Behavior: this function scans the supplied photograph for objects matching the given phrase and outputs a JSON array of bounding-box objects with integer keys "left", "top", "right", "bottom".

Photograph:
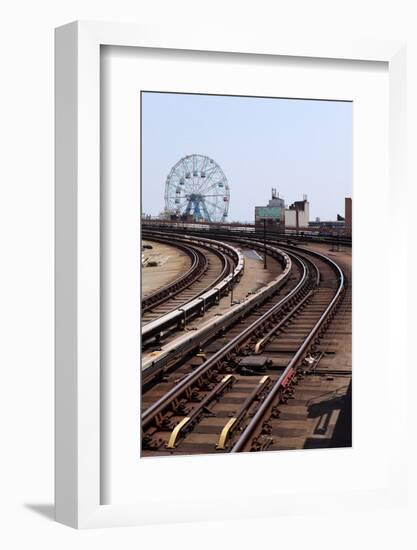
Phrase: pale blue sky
[{"left": 141, "top": 92, "right": 352, "bottom": 222}]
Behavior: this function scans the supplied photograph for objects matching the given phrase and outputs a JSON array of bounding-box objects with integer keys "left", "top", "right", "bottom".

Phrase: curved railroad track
[
  {"left": 141, "top": 232, "right": 244, "bottom": 349},
  {"left": 141, "top": 237, "right": 290, "bottom": 384},
  {"left": 142, "top": 238, "right": 206, "bottom": 316},
  {"left": 141, "top": 239, "right": 347, "bottom": 456},
  {"left": 142, "top": 234, "right": 233, "bottom": 324}
]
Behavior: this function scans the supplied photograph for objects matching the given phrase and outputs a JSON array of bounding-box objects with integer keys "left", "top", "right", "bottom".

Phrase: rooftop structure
[{"left": 254, "top": 189, "right": 285, "bottom": 232}]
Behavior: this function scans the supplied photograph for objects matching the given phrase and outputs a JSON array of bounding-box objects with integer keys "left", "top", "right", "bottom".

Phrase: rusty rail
[
  {"left": 141, "top": 247, "right": 307, "bottom": 434},
  {"left": 142, "top": 237, "right": 209, "bottom": 314},
  {"left": 231, "top": 247, "right": 345, "bottom": 453},
  {"left": 141, "top": 231, "right": 244, "bottom": 347}
]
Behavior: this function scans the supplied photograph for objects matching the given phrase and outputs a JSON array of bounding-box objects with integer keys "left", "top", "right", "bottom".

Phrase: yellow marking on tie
[
  {"left": 167, "top": 417, "right": 190, "bottom": 449},
  {"left": 254, "top": 340, "right": 264, "bottom": 354},
  {"left": 216, "top": 418, "right": 237, "bottom": 450}
]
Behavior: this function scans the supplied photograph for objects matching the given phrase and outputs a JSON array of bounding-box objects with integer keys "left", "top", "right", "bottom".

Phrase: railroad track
[
  {"left": 142, "top": 234, "right": 233, "bottom": 324},
  {"left": 141, "top": 231, "right": 244, "bottom": 349},
  {"left": 141, "top": 240, "right": 347, "bottom": 456},
  {"left": 142, "top": 220, "right": 352, "bottom": 248},
  {"left": 141, "top": 237, "right": 291, "bottom": 383},
  {"left": 142, "top": 238, "right": 206, "bottom": 316}
]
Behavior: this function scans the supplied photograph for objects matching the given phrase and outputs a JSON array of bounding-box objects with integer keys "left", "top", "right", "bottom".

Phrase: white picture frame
[{"left": 55, "top": 20, "right": 407, "bottom": 529}]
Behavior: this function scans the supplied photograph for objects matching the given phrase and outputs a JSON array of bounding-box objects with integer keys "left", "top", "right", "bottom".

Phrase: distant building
[
  {"left": 169, "top": 213, "right": 195, "bottom": 222},
  {"left": 345, "top": 197, "right": 352, "bottom": 235},
  {"left": 254, "top": 188, "right": 285, "bottom": 232},
  {"left": 307, "top": 197, "right": 352, "bottom": 236},
  {"left": 308, "top": 220, "right": 345, "bottom": 234},
  {"left": 284, "top": 195, "right": 310, "bottom": 231}
]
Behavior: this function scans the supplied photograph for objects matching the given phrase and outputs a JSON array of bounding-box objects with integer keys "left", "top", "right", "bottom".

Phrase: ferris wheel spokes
[{"left": 164, "top": 154, "right": 230, "bottom": 223}]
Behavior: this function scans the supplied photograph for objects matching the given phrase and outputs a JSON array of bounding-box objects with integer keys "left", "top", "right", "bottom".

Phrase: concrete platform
[
  {"left": 142, "top": 240, "right": 191, "bottom": 297},
  {"left": 141, "top": 246, "right": 284, "bottom": 365}
]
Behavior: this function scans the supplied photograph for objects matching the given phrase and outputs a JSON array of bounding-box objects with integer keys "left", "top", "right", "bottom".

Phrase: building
[
  {"left": 307, "top": 197, "right": 352, "bottom": 236},
  {"left": 308, "top": 220, "right": 345, "bottom": 234},
  {"left": 254, "top": 188, "right": 285, "bottom": 232},
  {"left": 254, "top": 190, "right": 312, "bottom": 233},
  {"left": 345, "top": 197, "right": 352, "bottom": 235},
  {"left": 284, "top": 195, "right": 310, "bottom": 231}
]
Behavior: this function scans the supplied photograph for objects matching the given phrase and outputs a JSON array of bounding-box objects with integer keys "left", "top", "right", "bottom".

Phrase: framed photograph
[{"left": 55, "top": 21, "right": 407, "bottom": 528}]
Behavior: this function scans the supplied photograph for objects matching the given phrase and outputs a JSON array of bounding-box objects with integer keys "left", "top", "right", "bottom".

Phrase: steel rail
[
  {"left": 230, "top": 247, "right": 345, "bottom": 453},
  {"left": 141, "top": 231, "right": 244, "bottom": 346},
  {"left": 141, "top": 235, "right": 318, "bottom": 379},
  {"left": 142, "top": 233, "right": 232, "bottom": 318},
  {"left": 141, "top": 220, "right": 352, "bottom": 248},
  {"left": 142, "top": 237, "right": 208, "bottom": 314},
  {"left": 141, "top": 239, "right": 294, "bottom": 383},
  {"left": 141, "top": 248, "right": 308, "bottom": 431}
]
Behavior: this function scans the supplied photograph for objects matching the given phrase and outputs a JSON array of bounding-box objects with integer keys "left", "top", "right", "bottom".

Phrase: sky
[{"left": 141, "top": 92, "right": 352, "bottom": 222}]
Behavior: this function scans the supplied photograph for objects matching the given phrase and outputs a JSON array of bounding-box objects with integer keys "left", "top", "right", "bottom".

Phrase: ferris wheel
[{"left": 164, "top": 154, "right": 230, "bottom": 222}]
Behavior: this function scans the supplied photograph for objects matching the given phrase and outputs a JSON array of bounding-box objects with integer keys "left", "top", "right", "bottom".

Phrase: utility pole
[
  {"left": 295, "top": 207, "right": 300, "bottom": 237},
  {"left": 263, "top": 218, "right": 267, "bottom": 269}
]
